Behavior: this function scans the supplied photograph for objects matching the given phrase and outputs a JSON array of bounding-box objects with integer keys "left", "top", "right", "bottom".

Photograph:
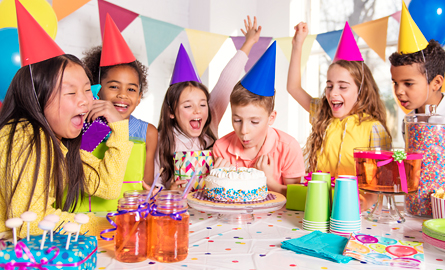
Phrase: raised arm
[
  {"left": 209, "top": 16, "right": 261, "bottom": 136},
  {"left": 287, "top": 22, "right": 312, "bottom": 112}
]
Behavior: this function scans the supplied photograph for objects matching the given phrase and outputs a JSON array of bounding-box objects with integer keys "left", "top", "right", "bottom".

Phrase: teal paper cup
[{"left": 331, "top": 178, "right": 360, "bottom": 221}]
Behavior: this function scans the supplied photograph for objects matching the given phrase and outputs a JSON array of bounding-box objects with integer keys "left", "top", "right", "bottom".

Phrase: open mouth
[
  {"left": 331, "top": 100, "right": 344, "bottom": 110},
  {"left": 190, "top": 118, "right": 202, "bottom": 130},
  {"left": 114, "top": 103, "right": 128, "bottom": 111},
  {"left": 399, "top": 100, "right": 409, "bottom": 107},
  {"left": 71, "top": 112, "right": 87, "bottom": 128}
]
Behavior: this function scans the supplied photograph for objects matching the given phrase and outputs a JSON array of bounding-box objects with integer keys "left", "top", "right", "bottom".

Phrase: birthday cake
[
  {"left": 204, "top": 167, "right": 268, "bottom": 202},
  {"left": 0, "top": 234, "right": 97, "bottom": 270}
]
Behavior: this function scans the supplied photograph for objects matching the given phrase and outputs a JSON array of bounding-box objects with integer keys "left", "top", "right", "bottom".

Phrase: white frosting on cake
[{"left": 204, "top": 167, "right": 268, "bottom": 202}]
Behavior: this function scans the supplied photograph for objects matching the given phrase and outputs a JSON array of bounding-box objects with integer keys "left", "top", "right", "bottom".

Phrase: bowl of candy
[{"left": 353, "top": 147, "right": 423, "bottom": 224}]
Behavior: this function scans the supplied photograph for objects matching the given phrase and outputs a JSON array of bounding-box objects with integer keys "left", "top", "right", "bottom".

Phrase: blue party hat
[
  {"left": 170, "top": 44, "right": 201, "bottom": 85},
  {"left": 240, "top": 41, "right": 276, "bottom": 97}
]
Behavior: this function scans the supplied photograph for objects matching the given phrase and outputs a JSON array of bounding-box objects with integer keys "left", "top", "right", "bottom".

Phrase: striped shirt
[{"left": 129, "top": 115, "right": 149, "bottom": 141}]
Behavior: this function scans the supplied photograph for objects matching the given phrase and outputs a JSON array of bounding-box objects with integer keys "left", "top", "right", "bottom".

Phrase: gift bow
[
  {"left": 353, "top": 151, "right": 423, "bottom": 193},
  {"left": 0, "top": 241, "right": 97, "bottom": 270},
  {"left": 303, "top": 171, "right": 335, "bottom": 187}
]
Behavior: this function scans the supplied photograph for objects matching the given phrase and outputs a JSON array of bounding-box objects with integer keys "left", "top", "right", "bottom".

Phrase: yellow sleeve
[{"left": 80, "top": 120, "right": 134, "bottom": 199}]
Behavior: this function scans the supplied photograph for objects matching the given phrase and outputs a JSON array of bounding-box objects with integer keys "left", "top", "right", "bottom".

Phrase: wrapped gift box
[
  {"left": 174, "top": 150, "right": 213, "bottom": 190},
  {"left": 0, "top": 234, "right": 97, "bottom": 269}
]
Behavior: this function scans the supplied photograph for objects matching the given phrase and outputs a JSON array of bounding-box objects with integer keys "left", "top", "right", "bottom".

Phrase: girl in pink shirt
[{"left": 156, "top": 16, "right": 261, "bottom": 189}]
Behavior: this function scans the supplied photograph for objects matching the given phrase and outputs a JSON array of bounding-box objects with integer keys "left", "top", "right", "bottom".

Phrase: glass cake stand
[
  {"left": 187, "top": 191, "right": 286, "bottom": 224},
  {"left": 360, "top": 190, "right": 413, "bottom": 224}
]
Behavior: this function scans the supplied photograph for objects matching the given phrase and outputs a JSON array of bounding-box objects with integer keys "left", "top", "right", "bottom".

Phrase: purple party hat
[{"left": 170, "top": 44, "right": 201, "bottom": 85}]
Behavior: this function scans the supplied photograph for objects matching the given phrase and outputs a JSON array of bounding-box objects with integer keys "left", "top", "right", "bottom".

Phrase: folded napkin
[{"left": 281, "top": 231, "right": 353, "bottom": 264}]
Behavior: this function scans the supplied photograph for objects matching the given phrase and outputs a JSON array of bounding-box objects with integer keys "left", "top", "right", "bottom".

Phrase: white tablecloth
[{"left": 96, "top": 207, "right": 445, "bottom": 270}]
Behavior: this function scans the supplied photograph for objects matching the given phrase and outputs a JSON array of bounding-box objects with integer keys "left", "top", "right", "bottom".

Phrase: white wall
[{"left": 30, "top": 0, "right": 311, "bottom": 144}]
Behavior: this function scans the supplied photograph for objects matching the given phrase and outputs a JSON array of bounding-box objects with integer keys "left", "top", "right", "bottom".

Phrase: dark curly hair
[
  {"left": 82, "top": 46, "right": 148, "bottom": 97},
  {"left": 389, "top": 40, "right": 445, "bottom": 83}
]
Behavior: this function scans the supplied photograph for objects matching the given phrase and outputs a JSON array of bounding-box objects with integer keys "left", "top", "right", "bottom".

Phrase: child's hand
[
  {"left": 170, "top": 180, "right": 187, "bottom": 191},
  {"left": 241, "top": 16, "right": 262, "bottom": 47},
  {"left": 240, "top": 16, "right": 262, "bottom": 55},
  {"left": 214, "top": 157, "right": 233, "bottom": 168},
  {"left": 292, "top": 22, "right": 308, "bottom": 47},
  {"left": 254, "top": 155, "right": 274, "bottom": 182},
  {"left": 87, "top": 100, "right": 124, "bottom": 123}
]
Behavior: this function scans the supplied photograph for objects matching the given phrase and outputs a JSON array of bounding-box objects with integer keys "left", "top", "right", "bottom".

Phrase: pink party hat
[{"left": 333, "top": 22, "right": 363, "bottom": 62}]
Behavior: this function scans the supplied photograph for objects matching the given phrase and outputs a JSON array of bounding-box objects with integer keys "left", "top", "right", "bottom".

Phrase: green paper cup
[{"left": 304, "top": 180, "right": 330, "bottom": 222}]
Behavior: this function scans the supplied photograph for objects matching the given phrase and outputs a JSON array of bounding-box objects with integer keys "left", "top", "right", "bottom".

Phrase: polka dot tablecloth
[{"left": 95, "top": 207, "right": 445, "bottom": 269}]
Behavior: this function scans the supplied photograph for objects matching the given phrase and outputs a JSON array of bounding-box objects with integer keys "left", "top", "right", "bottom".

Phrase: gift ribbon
[
  {"left": 150, "top": 205, "right": 187, "bottom": 221},
  {"left": 0, "top": 241, "right": 97, "bottom": 270},
  {"left": 303, "top": 171, "right": 335, "bottom": 187},
  {"left": 100, "top": 187, "right": 163, "bottom": 241},
  {"left": 353, "top": 151, "right": 423, "bottom": 193}
]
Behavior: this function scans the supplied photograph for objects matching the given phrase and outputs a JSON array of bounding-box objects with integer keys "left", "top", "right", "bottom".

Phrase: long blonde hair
[{"left": 304, "top": 60, "right": 391, "bottom": 173}]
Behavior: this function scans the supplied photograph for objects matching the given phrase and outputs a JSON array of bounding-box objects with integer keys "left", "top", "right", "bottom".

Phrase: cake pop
[
  {"left": 44, "top": 214, "right": 60, "bottom": 242},
  {"left": 74, "top": 213, "right": 89, "bottom": 241},
  {"left": 63, "top": 222, "right": 80, "bottom": 250},
  {"left": 38, "top": 220, "right": 55, "bottom": 250},
  {"left": 20, "top": 211, "right": 37, "bottom": 241},
  {"left": 5, "top": 217, "right": 23, "bottom": 246}
]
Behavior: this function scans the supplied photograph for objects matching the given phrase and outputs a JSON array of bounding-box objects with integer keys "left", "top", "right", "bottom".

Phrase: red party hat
[
  {"left": 100, "top": 14, "right": 136, "bottom": 67},
  {"left": 15, "top": 0, "right": 64, "bottom": 66}
]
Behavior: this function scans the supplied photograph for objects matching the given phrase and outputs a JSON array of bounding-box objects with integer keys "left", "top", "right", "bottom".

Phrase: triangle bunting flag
[
  {"left": 352, "top": 16, "right": 389, "bottom": 61},
  {"left": 98, "top": 0, "right": 139, "bottom": 37}
]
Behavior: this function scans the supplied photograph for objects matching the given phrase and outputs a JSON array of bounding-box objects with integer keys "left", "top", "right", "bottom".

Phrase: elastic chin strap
[
  {"left": 29, "top": 65, "right": 51, "bottom": 129},
  {"left": 421, "top": 49, "right": 430, "bottom": 111},
  {"left": 356, "top": 61, "right": 364, "bottom": 102}
]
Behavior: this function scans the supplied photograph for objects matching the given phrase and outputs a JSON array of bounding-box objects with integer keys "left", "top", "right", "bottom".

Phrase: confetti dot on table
[
  {"left": 181, "top": 265, "right": 187, "bottom": 267},
  {"left": 285, "top": 237, "right": 291, "bottom": 239},
  {"left": 392, "top": 227, "right": 399, "bottom": 230},
  {"left": 191, "top": 258, "right": 198, "bottom": 260},
  {"left": 189, "top": 231, "right": 194, "bottom": 233},
  {"left": 277, "top": 220, "right": 282, "bottom": 222},
  {"left": 277, "top": 216, "right": 281, "bottom": 218},
  {"left": 360, "top": 261, "right": 367, "bottom": 264},
  {"left": 205, "top": 237, "right": 210, "bottom": 239},
  {"left": 386, "top": 234, "right": 391, "bottom": 236},
  {"left": 208, "top": 216, "right": 213, "bottom": 218},
  {"left": 257, "top": 231, "right": 262, "bottom": 233},
  {"left": 238, "top": 237, "right": 243, "bottom": 239},
  {"left": 437, "top": 259, "right": 444, "bottom": 261},
  {"left": 99, "top": 268, "right": 106, "bottom": 270},
  {"left": 372, "top": 225, "right": 377, "bottom": 227},
  {"left": 225, "top": 248, "right": 231, "bottom": 251},
  {"left": 257, "top": 217, "right": 262, "bottom": 219},
  {"left": 208, "top": 240, "right": 214, "bottom": 242},
  {"left": 232, "top": 260, "right": 239, "bottom": 263},
  {"left": 217, "top": 225, "right": 222, "bottom": 226},
  {"left": 199, "top": 218, "right": 204, "bottom": 220},
  {"left": 200, "top": 211, "right": 205, "bottom": 213},
  {"left": 321, "top": 267, "right": 328, "bottom": 269},
  {"left": 236, "top": 242, "right": 241, "bottom": 244},
  {"left": 259, "top": 254, "right": 266, "bottom": 257},
  {"left": 240, "top": 242, "right": 246, "bottom": 244},
  {"left": 148, "top": 262, "right": 156, "bottom": 264},
  {"left": 366, "top": 228, "right": 371, "bottom": 230},
  {"left": 193, "top": 245, "right": 199, "bottom": 247},
  {"left": 206, "top": 227, "right": 212, "bottom": 229},
  {"left": 205, "top": 253, "right": 211, "bottom": 255},
  {"left": 218, "top": 233, "right": 223, "bottom": 236},
  {"left": 207, "top": 213, "right": 211, "bottom": 215},
  {"left": 290, "top": 264, "right": 297, "bottom": 267},
  {"left": 269, "top": 245, "right": 275, "bottom": 247},
  {"left": 234, "top": 236, "right": 239, "bottom": 238},
  {"left": 268, "top": 225, "right": 273, "bottom": 227}
]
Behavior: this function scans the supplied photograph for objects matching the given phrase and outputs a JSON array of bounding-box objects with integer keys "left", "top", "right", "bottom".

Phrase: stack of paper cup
[
  {"left": 330, "top": 178, "right": 361, "bottom": 237},
  {"left": 303, "top": 180, "right": 330, "bottom": 232}
]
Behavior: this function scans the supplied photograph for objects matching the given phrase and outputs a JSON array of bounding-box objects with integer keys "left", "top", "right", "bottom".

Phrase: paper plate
[{"left": 423, "top": 219, "right": 445, "bottom": 236}]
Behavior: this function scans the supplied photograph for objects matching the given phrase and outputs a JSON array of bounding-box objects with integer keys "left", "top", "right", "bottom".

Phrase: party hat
[
  {"left": 240, "top": 41, "right": 276, "bottom": 97},
  {"left": 397, "top": 1, "right": 428, "bottom": 54},
  {"left": 100, "top": 14, "right": 136, "bottom": 67},
  {"left": 333, "top": 22, "right": 363, "bottom": 62},
  {"left": 170, "top": 44, "right": 201, "bottom": 85},
  {"left": 15, "top": 0, "right": 64, "bottom": 66}
]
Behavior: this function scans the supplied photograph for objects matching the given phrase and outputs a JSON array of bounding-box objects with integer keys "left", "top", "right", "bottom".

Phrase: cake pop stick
[
  {"left": 20, "top": 211, "right": 37, "bottom": 241},
  {"left": 44, "top": 214, "right": 60, "bottom": 242},
  {"left": 74, "top": 213, "right": 89, "bottom": 241},
  {"left": 63, "top": 223, "right": 80, "bottom": 250},
  {"left": 5, "top": 218, "right": 23, "bottom": 246},
  {"left": 38, "top": 220, "right": 55, "bottom": 250}
]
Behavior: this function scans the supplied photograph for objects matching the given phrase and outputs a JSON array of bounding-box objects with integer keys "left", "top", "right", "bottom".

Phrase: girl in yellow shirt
[
  {"left": 0, "top": 54, "right": 132, "bottom": 238},
  {"left": 287, "top": 23, "right": 391, "bottom": 209}
]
